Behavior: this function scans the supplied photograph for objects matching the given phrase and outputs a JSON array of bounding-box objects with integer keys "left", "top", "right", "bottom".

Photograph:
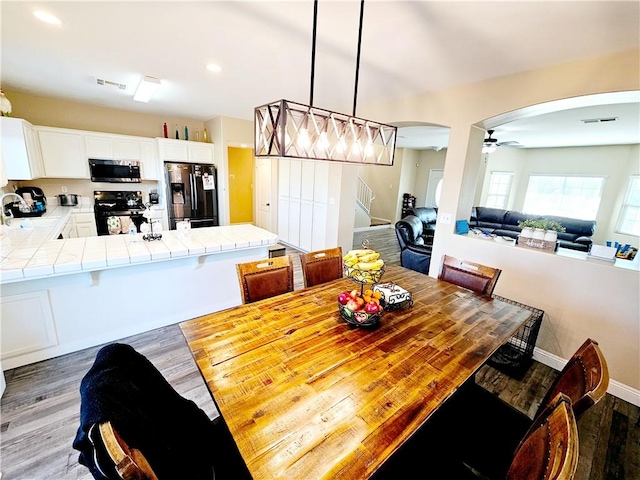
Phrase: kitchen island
[{"left": 0, "top": 219, "right": 278, "bottom": 369}]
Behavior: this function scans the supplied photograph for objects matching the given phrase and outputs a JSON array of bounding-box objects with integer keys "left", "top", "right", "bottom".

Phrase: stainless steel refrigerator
[{"left": 165, "top": 162, "right": 219, "bottom": 229}]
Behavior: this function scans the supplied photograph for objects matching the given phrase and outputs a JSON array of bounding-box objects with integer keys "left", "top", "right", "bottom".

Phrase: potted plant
[
  {"left": 539, "top": 219, "right": 566, "bottom": 242},
  {"left": 518, "top": 218, "right": 545, "bottom": 239}
]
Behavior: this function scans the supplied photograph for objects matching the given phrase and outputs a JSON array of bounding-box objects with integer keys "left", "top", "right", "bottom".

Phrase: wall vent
[
  {"left": 96, "top": 78, "right": 127, "bottom": 90},
  {"left": 581, "top": 117, "right": 618, "bottom": 124}
]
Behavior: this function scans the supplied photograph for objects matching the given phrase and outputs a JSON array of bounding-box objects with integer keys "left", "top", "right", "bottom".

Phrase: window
[
  {"left": 522, "top": 175, "right": 605, "bottom": 220},
  {"left": 616, "top": 175, "right": 640, "bottom": 236},
  {"left": 486, "top": 172, "right": 513, "bottom": 209}
]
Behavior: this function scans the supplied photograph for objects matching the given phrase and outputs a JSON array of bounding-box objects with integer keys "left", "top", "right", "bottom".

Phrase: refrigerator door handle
[
  {"left": 189, "top": 173, "right": 196, "bottom": 209},
  {"left": 193, "top": 173, "right": 198, "bottom": 206}
]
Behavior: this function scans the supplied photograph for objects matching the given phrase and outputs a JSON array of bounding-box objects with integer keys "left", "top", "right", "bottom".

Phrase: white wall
[{"left": 361, "top": 49, "right": 640, "bottom": 397}]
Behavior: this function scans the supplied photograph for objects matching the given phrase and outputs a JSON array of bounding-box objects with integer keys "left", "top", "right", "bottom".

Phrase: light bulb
[
  {"left": 297, "top": 128, "right": 311, "bottom": 148},
  {"left": 364, "top": 141, "right": 374, "bottom": 157},
  {"left": 318, "top": 132, "right": 330, "bottom": 149},
  {"left": 336, "top": 137, "right": 347, "bottom": 153}
]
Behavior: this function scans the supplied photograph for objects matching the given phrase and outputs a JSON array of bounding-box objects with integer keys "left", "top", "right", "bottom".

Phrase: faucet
[{"left": 1, "top": 193, "right": 30, "bottom": 226}]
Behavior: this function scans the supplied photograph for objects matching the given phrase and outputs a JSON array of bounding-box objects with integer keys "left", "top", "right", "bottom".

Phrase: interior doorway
[
  {"left": 255, "top": 157, "right": 272, "bottom": 231},
  {"left": 228, "top": 147, "right": 254, "bottom": 224},
  {"left": 425, "top": 169, "right": 444, "bottom": 207}
]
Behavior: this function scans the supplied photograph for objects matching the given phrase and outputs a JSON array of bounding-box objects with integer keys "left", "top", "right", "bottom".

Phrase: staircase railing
[{"left": 356, "top": 177, "right": 374, "bottom": 215}]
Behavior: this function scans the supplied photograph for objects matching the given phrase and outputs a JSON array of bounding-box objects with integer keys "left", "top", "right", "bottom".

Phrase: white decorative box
[{"left": 374, "top": 283, "right": 413, "bottom": 309}]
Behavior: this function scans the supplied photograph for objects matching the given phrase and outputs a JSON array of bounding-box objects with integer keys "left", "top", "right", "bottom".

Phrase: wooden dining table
[{"left": 180, "top": 264, "right": 533, "bottom": 480}]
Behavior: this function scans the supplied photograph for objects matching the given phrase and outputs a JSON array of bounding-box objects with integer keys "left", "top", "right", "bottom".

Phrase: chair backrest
[
  {"left": 236, "top": 255, "right": 294, "bottom": 303},
  {"left": 300, "top": 247, "right": 343, "bottom": 288},
  {"left": 438, "top": 254, "right": 502, "bottom": 297},
  {"left": 536, "top": 338, "right": 609, "bottom": 420},
  {"left": 395, "top": 215, "right": 424, "bottom": 250},
  {"left": 507, "top": 393, "right": 579, "bottom": 480},
  {"left": 97, "top": 421, "right": 159, "bottom": 480}
]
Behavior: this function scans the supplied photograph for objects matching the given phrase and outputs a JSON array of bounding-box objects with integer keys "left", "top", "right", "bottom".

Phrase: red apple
[
  {"left": 364, "top": 301, "right": 380, "bottom": 314},
  {"left": 337, "top": 291, "right": 351, "bottom": 305}
]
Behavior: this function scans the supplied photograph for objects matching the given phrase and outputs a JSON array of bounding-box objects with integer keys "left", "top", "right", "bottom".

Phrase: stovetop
[{"left": 94, "top": 191, "right": 144, "bottom": 212}]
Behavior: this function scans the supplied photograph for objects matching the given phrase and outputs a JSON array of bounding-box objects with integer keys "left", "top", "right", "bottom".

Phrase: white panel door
[
  {"left": 288, "top": 198, "right": 301, "bottom": 247},
  {"left": 84, "top": 135, "right": 114, "bottom": 159},
  {"left": 313, "top": 162, "right": 330, "bottom": 204},
  {"left": 278, "top": 197, "right": 290, "bottom": 243},
  {"left": 299, "top": 200, "right": 314, "bottom": 251},
  {"left": 301, "top": 160, "right": 315, "bottom": 201},
  {"left": 278, "top": 158, "right": 290, "bottom": 197},
  {"left": 0, "top": 291, "right": 58, "bottom": 359},
  {"left": 114, "top": 138, "right": 141, "bottom": 160},
  {"left": 38, "top": 129, "right": 89, "bottom": 178},
  {"left": 289, "top": 160, "right": 302, "bottom": 199},
  {"left": 311, "top": 203, "right": 328, "bottom": 251}
]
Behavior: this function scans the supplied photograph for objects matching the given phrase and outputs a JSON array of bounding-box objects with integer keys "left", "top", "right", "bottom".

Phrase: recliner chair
[{"left": 395, "top": 215, "right": 432, "bottom": 274}]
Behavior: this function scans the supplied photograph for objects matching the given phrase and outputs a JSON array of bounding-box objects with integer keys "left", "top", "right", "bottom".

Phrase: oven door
[{"left": 95, "top": 211, "right": 145, "bottom": 236}]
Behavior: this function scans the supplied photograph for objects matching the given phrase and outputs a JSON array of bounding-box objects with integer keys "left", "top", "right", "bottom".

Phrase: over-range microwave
[{"left": 89, "top": 159, "right": 141, "bottom": 183}]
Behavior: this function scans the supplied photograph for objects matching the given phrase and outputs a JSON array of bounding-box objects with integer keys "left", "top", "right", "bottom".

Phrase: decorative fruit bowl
[
  {"left": 337, "top": 288, "right": 383, "bottom": 328},
  {"left": 342, "top": 247, "right": 385, "bottom": 285},
  {"left": 339, "top": 303, "right": 382, "bottom": 327}
]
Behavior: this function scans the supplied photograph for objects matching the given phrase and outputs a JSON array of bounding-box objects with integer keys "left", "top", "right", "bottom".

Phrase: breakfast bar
[
  {"left": 0, "top": 223, "right": 278, "bottom": 369},
  {"left": 180, "top": 265, "right": 533, "bottom": 479}
]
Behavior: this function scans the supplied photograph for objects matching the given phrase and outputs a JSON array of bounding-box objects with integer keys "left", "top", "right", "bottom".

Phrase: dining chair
[
  {"left": 89, "top": 421, "right": 158, "bottom": 480},
  {"left": 73, "top": 343, "right": 251, "bottom": 480},
  {"left": 426, "top": 338, "right": 607, "bottom": 479},
  {"left": 505, "top": 392, "right": 579, "bottom": 480},
  {"left": 438, "top": 254, "right": 502, "bottom": 296},
  {"left": 236, "top": 255, "right": 294, "bottom": 303},
  {"left": 371, "top": 393, "right": 579, "bottom": 480},
  {"left": 299, "top": 246, "right": 343, "bottom": 288}
]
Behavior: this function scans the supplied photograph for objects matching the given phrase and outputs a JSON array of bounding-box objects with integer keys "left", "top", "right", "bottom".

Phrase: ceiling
[{"left": 1, "top": 1, "right": 639, "bottom": 150}]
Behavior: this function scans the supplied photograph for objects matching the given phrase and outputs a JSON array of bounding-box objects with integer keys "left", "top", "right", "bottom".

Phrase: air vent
[
  {"left": 96, "top": 78, "right": 127, "bottom": 90},
  {"left": 581, "top": 117, "right": 618, "bottom": 124}
]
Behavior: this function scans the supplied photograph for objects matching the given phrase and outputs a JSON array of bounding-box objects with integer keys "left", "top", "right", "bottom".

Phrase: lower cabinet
[
  {"left": 74, "top": 213, "right": 97, "bottom": 238},
  {"left": 0, "top": 290, "right": 58, "bottom": 360}
]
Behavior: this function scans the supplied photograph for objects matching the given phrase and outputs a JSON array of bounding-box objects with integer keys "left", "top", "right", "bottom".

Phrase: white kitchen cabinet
[
  {"left": 0, "top": 150, "right": 7, "bottom": 188},
  {"left": 276, "top": 160, "right": 335, "bottom": 252},
  {"left": 139, "top": 139, "right": 159, "bottom": 180},
  {"left": 73, "top": 212, "right": 97, "bottom": 238},
  {"left": 0, "top": 290, "right": 58, "bottom": 360},
  {"left": 61, "top": 216, "right": 76, "bottom": 239},
  {"left": 157, "top": 138, "right": 214, "bottom": 164},
  {"left": 37, "top": 127, "right": 89, "bottom": 178},
  {"left": 84, "top": 134, "right": 114, "bottom": 159},
  {"left": 84, "top": 132, "right": 159, "bottom": 180},
  {"left": 0, "top": 117, "right": 44, "bottom": 180}
]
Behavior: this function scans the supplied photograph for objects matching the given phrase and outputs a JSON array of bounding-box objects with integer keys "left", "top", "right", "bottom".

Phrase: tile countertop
[{"left": 0, "top": 208, "right": 278, "bottom": 284}]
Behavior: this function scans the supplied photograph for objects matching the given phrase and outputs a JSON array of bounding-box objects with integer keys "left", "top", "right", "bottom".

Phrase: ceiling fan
[{"left": 482, "top": 130, "right": 520, "bottom": 153}]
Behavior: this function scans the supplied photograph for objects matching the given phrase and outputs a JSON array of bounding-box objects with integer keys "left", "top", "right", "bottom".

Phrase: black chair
[
  {"left": 73, "top": 343, "right": 250, "bottom": 480},
  {"left": 394, "top": 215, "right": 432, "bottom": 274}
]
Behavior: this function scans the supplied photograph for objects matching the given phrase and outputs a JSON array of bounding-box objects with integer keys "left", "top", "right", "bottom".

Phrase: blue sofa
[{"left": 470, "top": 207, "right": 596, "bottom": 252}]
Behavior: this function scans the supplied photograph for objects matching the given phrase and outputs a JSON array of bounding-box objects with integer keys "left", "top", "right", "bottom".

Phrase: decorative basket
[
  {"left": 338, "top": 303, "right": 382, "bottom": 327},
  {"left": 343, "top": 264, "right": 385, "bottom": 284},
  {"left": 374, "top": 283, "right": 413, "bottom": 311}
]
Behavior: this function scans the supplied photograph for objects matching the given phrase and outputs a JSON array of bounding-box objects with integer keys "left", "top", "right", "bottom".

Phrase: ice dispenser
[{"left": 171, "top": 183, "right": 185, "bottom": 204}]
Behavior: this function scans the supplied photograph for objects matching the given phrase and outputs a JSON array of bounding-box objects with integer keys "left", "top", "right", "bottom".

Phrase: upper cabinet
[
  {"left": 157, "top": 138, "right": 214, "bottom": 165},
  {"left": 0, "top": 117, "right": 45, "bottom": 180},
  {"left": 84, "top": 132, "right": 159, "bottom": 180},
  {"left": 36, "top": 127, "right": 88, "bottom": 179}
]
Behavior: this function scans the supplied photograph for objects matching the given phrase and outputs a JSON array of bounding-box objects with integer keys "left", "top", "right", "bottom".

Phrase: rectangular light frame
[
  {"left": 254, "top": 99, "right": 396, "bottom": 165},
  {"left": 133, "top": 76, "right": 161, "bottom": 103}
]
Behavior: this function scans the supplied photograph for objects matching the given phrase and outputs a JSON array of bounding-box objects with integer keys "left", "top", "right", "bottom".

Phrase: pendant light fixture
[{"left": 254, "top": 0, "right": 396, "bottom": 165}]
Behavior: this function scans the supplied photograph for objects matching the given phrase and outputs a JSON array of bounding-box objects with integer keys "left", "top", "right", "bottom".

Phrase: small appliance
[
  {"left": 58, "top": 194, "right": 79, "bottom": 206},
  {"left": 89, "top": 159, "right": 141, "bottom": 183},
  {"left": 10, "top": 186, "right": 47, "bottom": 217}
]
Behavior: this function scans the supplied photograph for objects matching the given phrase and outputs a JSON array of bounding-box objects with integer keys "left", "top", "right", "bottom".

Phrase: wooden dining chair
[
  {"left": 299, "top": 247, "right": 343, "bottom": 288},
  {"left": 425, "top": 338, "right": 608, "bottom": 479},
  {"left": 90, "top": 421, "right": 159, "bottom": 480},
  {"left": 236, "top": 255, "right": 294, "bottom": 303},
  {"left": 438, "top": 254, "right": 502, "bottom": 296}
]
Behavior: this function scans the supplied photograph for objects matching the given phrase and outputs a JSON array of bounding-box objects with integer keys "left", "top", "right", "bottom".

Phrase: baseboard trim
[
  {"left": 354, "top": 224, "right": 393, "bottom": 233},
  {"left": 533, "top": 347, "right": 640, "bottom": 407}
]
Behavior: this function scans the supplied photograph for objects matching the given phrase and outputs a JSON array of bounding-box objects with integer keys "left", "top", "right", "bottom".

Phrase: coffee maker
[{"left": 13, "top": 186, "right": 47, "bottom": 215}]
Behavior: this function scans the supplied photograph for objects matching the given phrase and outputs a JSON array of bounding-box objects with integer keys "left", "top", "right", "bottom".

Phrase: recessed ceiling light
[
  {"left": 34, "top": 10, "right": 62, "bottom": 26},
  {"left": 206, "top": 64, "right": 222, "bottom": 73}
]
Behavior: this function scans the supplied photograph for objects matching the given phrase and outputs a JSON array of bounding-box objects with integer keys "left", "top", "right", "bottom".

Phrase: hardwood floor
[{"left": 1, "top": 226, "right": 638, "bottom": 480}]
